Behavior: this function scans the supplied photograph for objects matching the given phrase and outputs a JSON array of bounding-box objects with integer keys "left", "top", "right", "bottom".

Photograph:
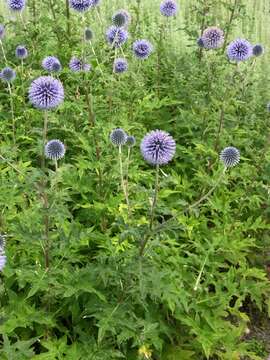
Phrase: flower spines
[
  {"left": 227, "top": 38, "right": 252, "bottom": 62},
  {"left": 113, "top": 58, "right": 128, "bottom": 73},
  {"left": 69, "top": 57, "right": 91, "bottom": 72},
  {"left": 220, "top": 147, "right": 240, "bottom": 168},
  {"left": 110, "top": 128, "right": 127, "bottom": 146},
  {"left": 160, "top": 0, "right": 179, "bottom": 17},
  {"left": 45, "top": 139, "right": 66, "bottom": 160},
  {"left": 106, "top": 26, "right": 128, "bottom": 48},
  {"left": 15, "top": 45, "right": 28, "bottom": 59},
  {"left": 201, "top": 27, "right": 224, "bottom": 49},
  {"left": 133, "top": 39, "right": 153, "bottom": 59},
  {"left": 7, "top": 0, "right": 25, "bottom": 11},
  {"left": 0, "top": 67, "right": 16, "bottom": 82}
]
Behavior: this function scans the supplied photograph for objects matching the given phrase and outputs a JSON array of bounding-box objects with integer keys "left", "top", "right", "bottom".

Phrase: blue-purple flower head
[
  {"left": 126, "top": 135, "right": 136, "bottom": 147},
  {"left": 0, "top": 24, "right": 5, "bottom": 40},
  {"left": 133, "top": 39, "right": 153, "bottom": 59},
  {"left": 113, "top": 58, "right": 128, "bottom": 74},
  {"left": 201, "top": 27, "right": 224, "bottom": 49},
  {"left": 69, "top": 0, "right": 91, "bottom": 12},
  {"left": 0, "top": 254, "right": 6, "bottom": 272},
  {"left": 141, "top": 130, "right": 176, "bottom": 166},
  {"left": 197, "top": 37, "right": 204, "bottom": 48},
  {"left": 160, "top": 0, "right": 179, "bottom": 17},
  {"left": 45, "top": 139, "right": 65, "bottom": 160},
  {"left": 90, "top": 0, "right": 100, "bottom": 6},
  {"left": 69, "top": 57, "right": 91, "bottom": 72},
  {"left": 7, "top": 0, "right": 25, "bottom": 11},
  {"left": 28, "top": 76, "right": 64, "bottom": 110},
  {"left": 15, "top": 45, "right": 28, "bottom": 59},
  {"left": 112, "top": 9, "right": 131, "bottom": 27},
  {"left": 252, "top": 44, "right": 264, "bottom": 57},
  {"left": 0, "top": 67, "right": 16, "bottom": 82},
  {"left": 106, "top": 26, "right": 128, "bottom": 48},
  {"left": 42, "top": 56, "right": 62, "bottom": 72},
  {"left": 227, "top": 38, "right": 252, "bottom": 62},
  {"left": 85, "top": 27, "right": 93, "bottom": 40},
  {"left": 110, "top": 128, "right": 127, "bottom": 146},
  {"left": 220, "top": 147, "right": 240, "bottom": 168}
]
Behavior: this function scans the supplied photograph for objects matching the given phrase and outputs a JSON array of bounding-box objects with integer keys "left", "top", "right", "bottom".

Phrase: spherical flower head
[
  {"left": 126, "top": 135, "right": 136, "bottom": 147},
  {"left": 220, "top": 146, "right": 240, "bottom": 168},
  {"left": 110, "top": 128, "right": 127, "bottom": 146},
  {"left": 69, "top": 57, "right": 91, "bottom": 72},
  {"left": 112, "top": 9, "right": 131, "bottom": 27},
  {"left": 227, "top": 38, "right": 252, "bottom": 62},
  {"left": 0, "top": 254, "right": 6, "bottom": 271},
  {"left": 7, "top": 0, "right": 25, "bottom": 11},
  {"left": 42, "top": 56, "right": 62, "bottom": 72},
  {"left": 0, "top": 67, "right": 16, "bottom": 82},
  {"left": 69, "top": 0, "right": 91, "bottom": 12},
  {"left": 90, "top": 0, "right": 100, "bottom": 6},
  {"left": 15, "top": 45, "right": 28, "bottom": 59},
  {"left": 85, "top": 27, "right": 93, "bottom": 40},
  {"left": 0, "top": 24, "right": 5, "bottom": 40},
  {"left": 106, "top": 26, "right": 128, "bottom": 48},
  {"left": 201, "top": 27, "right": 224, "bottom": 49},
  {"left": 45, "top": 139, "right": 66, "bottom": 160},
  {"left": 252, "top": 44, "right": 264, "bottom": 57},
  {"left": 28, "top": 76, "right": 64, "bottom": 110},
  {"left": 133, "top": 39, "right": 153, "bottom": 59},
  {"left": 197, "top": 37, "right": 205, "bottom": 48},
  {"left": 160, "top": 0, "right": 179, "bottom": 17},
  {"left": 141, "top": 130, "right": 176, "bottom": 166},
  {"left": 113, "top": 58, "right": 128, "bottom": 73}
]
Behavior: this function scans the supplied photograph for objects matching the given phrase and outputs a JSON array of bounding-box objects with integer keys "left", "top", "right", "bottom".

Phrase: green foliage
[{"left": 0, "top": 0, "right": 270, "bottom": 359}]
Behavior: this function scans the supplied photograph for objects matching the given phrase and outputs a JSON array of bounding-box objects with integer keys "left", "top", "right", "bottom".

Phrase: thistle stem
[
  {"left": 7, "top": 83, "right": 15, "bottom": 144},
  {"left": 119, "top": 145, "right": 129, "bottom": 209},
  {"left": 0, "top": 40, "right": 7, "bottom": 64},
  {"left": 0, "top": 154, "right": 24, "bottom": 175},
  {"left": 65, "top": 0, "right": 71, "bottom": 37},
  {"left": 42, "top": 111, "right": 48, "bottom": 170},
  {"left": 55, "top": 159, "right": 58, "bottom": 172},
  {"left": 194, "top": 255, "right": 208, "bottom": 291}
]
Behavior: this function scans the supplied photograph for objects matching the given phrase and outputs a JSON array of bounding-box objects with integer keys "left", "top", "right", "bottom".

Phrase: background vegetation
[{"left": 0, "top": 0, "right": 270, "bottom": 359}]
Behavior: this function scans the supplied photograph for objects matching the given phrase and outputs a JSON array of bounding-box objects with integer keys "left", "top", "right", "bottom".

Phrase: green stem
[
  {"left": 119, "top": 145, "right": 129, "bottom": 209},
  {"left": 55, "top": 159, "right": 58, "bottom": 172},
  {"left": 194, "top": 255, "right": 208, "bottom": 291},
  {"left": 42, "top": 111, "right": 48, "bottom": 171},
  {"left": 65, "top": 0, "right": 71, "bottom": 37},
  {"left": 0, "top": 40, "right": 7, "bottom": 64},
  {"left": 7, "top": 83, "right": 15, "bottom": 144}
]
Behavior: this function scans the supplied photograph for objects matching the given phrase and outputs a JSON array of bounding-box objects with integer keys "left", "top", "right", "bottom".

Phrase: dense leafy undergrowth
[{"left": 0, "top": 0, "right": 270, "bottom": 359}]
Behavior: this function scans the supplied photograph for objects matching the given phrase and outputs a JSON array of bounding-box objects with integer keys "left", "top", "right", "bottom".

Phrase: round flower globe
[
  {"left": 227, "top": 39, "right": 252, "bottom": 62},
  {"left": 28, "top": 76, "right": 64, "bottom": 110},
  {"left": 110, "top": 128, "right": 127, "bottom": 146},
  {"left": 85, "top": 28, "right": 93, "bottom": 40},
  {"left": 112, "top": 9, "right": 131, "bottom": 27},
  {"left": 69, "top": 0, "right": 91, "bottom": 12},
  {"left": 141, "top": 130, "right": 176, "bottom": 165},
  {"left": 252, "top": 44, "right": 264, "bottom": 57},
  {"left": 201, "top": 27, "right": 224, "bottom": 49},
  {"left": 126, "top": 135, "right": 136, "bottom": 147},
  {"left": 113, "top": 58, "right": 128, "bottom": 73},
  {"left": 133, "top": 39, "right": 153, "bottom": 59},
  {"left": 106, "top": 26, "right": 128, "bottom": 48},
  {"left": 45, "top": 139, "right": 66, "bottom": 160},
  {"left": 7, "top": 0, "right": 25, "bottom": 11},
  {"left": 15, "top": 45, "right": 28, "bottom": 59},
  {"left": 0, "top": 67, "right": 16, "bottom": 82},
  {"left": 160, "top": 0, "right": 179, "bottom": 17},
  {"left": 42, "top": 56, "right": 62, "bottom": 72},
  {"left": 220, "top": 147, "right": 240, "bottom": 168},
  {"left": 69, "top": 57, "right": 91, "bottom": 72},
  {"left": 197, "top": 37, "right": 205, "bottom": 48}
]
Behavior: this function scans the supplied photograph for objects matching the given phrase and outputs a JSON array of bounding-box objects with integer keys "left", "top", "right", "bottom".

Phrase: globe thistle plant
[
  {"left": 85, "top": 27, "right": 93, "bottom": 40},
  {"left": 15, "top": 45, "right": 28, "bottom": 59},
  {"left": 0, "top": 67, "right": 16, "bottom": 82},
  {"left": 0, "top": 254, "right": 6, "bottom": 272},
  {"left": 133, "top": 39, "right": 153, "bottom": 59},
  {"left": 42, "top": 56, "right": 62, "bottom": 72},
  {"left": 112, "top": 9, "right": 131, "bottom": 27},
  {"left": 220, "top": 146, "right": 240, "bottom": 168},
  {"left": 252, "top": 44, "right": 264, "bottom": 57},
  {"left": 110, "top": 128, "right": 127, "bottom": 146},
  {"left": 106, "top": 26, "right": 128, "bottom": 48},
  {"left": 197, "top": 37, "right": 204, "bottom": 48},
  {"left": 140, "top": 130, "right": 176, "bottom": 166},
  {"left": 126, "top": 135, "right": 136, "bottom": 147},
  {"left": 69, "top": 0, "right": 91, "bottom": 12},
  {"left": 160, "top": 0, "right": 179, "bottom": 17},
  {"left": 28, "top": 76, "right": 64, "bottom": 110},
  {"left": 227, "top": 38, "right": 252, "bottom": 62},
  {"left": 69, "top": 57, "right": 91, "bottom": 72},
  {"left": 201, "top": 27, "right": 224, "bottom": 49},
  {"left": 0, "top": 24, "right": 5, "bottom": 39},
  {"left": 113, "top": 58, "right": 128, "bottom": 74},
  {"left": 7, "top": 0, "right": 26, "bottom": 11}
]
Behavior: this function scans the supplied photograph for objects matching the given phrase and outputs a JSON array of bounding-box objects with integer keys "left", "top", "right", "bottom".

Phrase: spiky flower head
[
  {"left": 69, "top": 57, "right": 91, "bottom": 72},
  {"left": 0, "top": 254, "right": 6, "bottom": 271},
  {"left": 126, "top": 135, "right": 136, "bottom": 147},
  {"left": 252, "top": 44, "right": 264, "bottom": 57},
  {"left": 112, "top": 9, "right": 131, "bottom": 27},
  {"left": 110, "top": 128, "right": 127, "bottom": 146},
  {"left": 113, "top": 58, "right": 128, "bottom": 73},
  {"left": 141, "top": 130, "right": 176, "bottom": 166},
  {"left": 220, "top": 146, "right": 240, "bottom": 168},
  {"left": 0, "top": 67, "right": 16, "bottom": 82},
  {"left": 45, "top": 139, "right": 66, "bottom": 160},
  {"left": 160, "top": 0, "right": 179, "bottom": 17},
  {"left": 197, "top": 37, "right": 204, "bottom": 48},
  {"left": 15, "top": 45, "right": 28, "bottom": 59},
  {"left": 0, "top": 234, "right": 6, "bottom": 251},
  {"left": 42, "top": 56, "right": 62, "bottom": 72},
  {"left": 201, "top": 27, "right": 224, "bottom": 49},
  {"left": 227, "top": 38, "right": 252, "bottom": 62},
  {"left": 85, "top": 27, "right": 93, "bottom": 40},
  {"left": 69, "top": 0, "right": 91, "bottom": 12},
  {"left": 0, "top": 24, "right": 5, "bottom": 39},
  {"left": 106, "top": 26, "right": 128, "bottom": 48},
  {"left": 133, "top": 39, "right": 153, "bottom": 59},
  {"left": 7, "top": 0, "right": 25, "bottom": 11},
  {"left": 28, "top": 76, "right": 64, "bottom": 110}
]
